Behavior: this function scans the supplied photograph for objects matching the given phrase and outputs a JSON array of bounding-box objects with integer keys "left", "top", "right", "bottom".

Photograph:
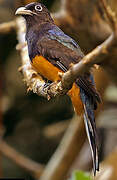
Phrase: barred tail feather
[{"left": 83, "top": 104, "right": 99, "bottom": 175}]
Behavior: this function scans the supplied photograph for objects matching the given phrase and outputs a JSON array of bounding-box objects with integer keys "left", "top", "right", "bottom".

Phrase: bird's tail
[
  {"left": 68, "top": 84, "right": 99, "bottom": 175},
  {"left": 80, "top": 88, "right": 99, "bottom": 175},
  {"left": 83, "top": 104, "right": 99, "bottom": 175}
]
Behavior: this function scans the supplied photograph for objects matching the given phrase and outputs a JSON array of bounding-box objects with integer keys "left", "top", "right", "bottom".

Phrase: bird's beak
[{"left": 15, "top": 7, "right": 33, "bottom": 16}]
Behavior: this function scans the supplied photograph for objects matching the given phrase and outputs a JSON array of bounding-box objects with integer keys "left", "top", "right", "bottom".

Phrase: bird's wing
[{"left": 47, "top": 26, "right": 84, "bottom": 54}]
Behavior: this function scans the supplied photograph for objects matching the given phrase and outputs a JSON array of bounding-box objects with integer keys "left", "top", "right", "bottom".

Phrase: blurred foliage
[{"left": 70, "top": 171, "right": 92, "bottom": 180}]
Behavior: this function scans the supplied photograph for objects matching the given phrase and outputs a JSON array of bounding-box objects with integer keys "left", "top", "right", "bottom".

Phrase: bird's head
[{"left": 15, "top": 2, "right": 53, "bottom": 27}]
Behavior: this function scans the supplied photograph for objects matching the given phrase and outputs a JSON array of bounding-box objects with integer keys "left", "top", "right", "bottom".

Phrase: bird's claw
[{"left": 43, "top": 81, "right": 62, "bottom": 100}]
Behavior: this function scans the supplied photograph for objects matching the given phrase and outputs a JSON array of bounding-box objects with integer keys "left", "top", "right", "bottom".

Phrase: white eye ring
[{"left": 35, "top": 5, "right": 43, "bottom": 12}]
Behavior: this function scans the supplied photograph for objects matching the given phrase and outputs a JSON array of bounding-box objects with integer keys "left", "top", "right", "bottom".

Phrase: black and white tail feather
[
  {"left": 80, "top": 88, "right": 99, "bottom": 175},
  {"left": 83, "top": 104, "right": 99, "bottom": 175}
]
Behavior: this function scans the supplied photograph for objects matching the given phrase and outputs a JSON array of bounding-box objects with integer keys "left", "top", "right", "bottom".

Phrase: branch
[
  {"left": 0, "top": 21, "right": 16, "bottom": 34},
  {"left": 0, "top": 139, "right": 44, "bottom": 178}
]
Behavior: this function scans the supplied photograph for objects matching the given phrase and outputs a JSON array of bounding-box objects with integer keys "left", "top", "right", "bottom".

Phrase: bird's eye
[{"left": 35, "top": 5, "right": 43, "bottom": 12}]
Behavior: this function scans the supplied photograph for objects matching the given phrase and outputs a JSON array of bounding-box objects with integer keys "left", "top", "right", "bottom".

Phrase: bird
[{"left": 15, "top": 2, "right": 101, "bottom": 175}]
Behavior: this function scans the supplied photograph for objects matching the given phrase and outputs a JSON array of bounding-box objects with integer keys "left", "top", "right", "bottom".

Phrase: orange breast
[
  {"left": 68, "top": 83, "right": 84, "bottom": 115},
  {"left": 32, "top": 55, "right": 62, "bottom": 81},
  {"left": 32, "top": 55, "right": 84, "bottom": 115}
]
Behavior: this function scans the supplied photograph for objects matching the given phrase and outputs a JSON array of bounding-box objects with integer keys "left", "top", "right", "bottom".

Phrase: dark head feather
[{"left": 16, "top": 2, "right": 54, "bottom": 28}]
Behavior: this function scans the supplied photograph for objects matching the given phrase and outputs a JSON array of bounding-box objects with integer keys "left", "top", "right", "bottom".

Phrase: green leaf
[{"left": 71, "top": 170, "right": 92, "bottom": 180}]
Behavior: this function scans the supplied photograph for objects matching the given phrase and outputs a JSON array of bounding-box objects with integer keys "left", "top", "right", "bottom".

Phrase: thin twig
[
  {"left": 0, "top": 139, "right": 44, "bottom": 178},
  {"left": 101, "top": 0, "right": 117, "bottom": 33},
  {"left": 0, "top": 21, "right": 16, "bottom": 34}
]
